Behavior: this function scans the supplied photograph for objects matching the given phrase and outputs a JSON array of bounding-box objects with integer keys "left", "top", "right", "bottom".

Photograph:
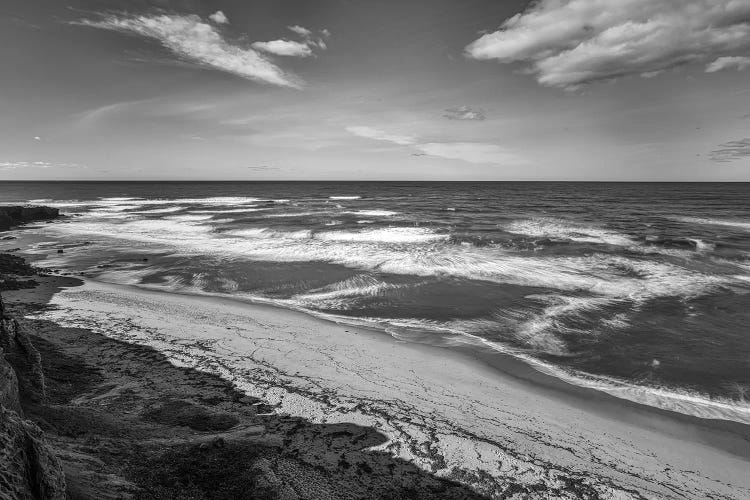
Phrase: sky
[{"left": 1, "top": 0, "right": 750, "bottom": 181}]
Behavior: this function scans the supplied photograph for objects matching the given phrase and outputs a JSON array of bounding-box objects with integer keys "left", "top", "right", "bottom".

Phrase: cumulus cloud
[
  {"left": 706, "top": 56, "right": 750, "bottom": 73},
  {"left": 252, "top": 39, "right": 313, "bottom": 57},
  {"left": 253, "top": 25, "right": 330, "bottom": 57},
  {"left": 77, "top": 14, "right": 302, "bottom": 88},
  {"left": 208, "top": 10, "right": 228, "bottom": 25},
  {"left": 444, "top": 106, "right": 485, "bottom": 121},
  {"left": 346, "top": 126, "right": 525, "bottom": 165},
  {"left": 465, "top": 0, "right": 750, "bottom": 89},
  {"left": 710, "top": 138, "right": 750, "bottom": 162}
]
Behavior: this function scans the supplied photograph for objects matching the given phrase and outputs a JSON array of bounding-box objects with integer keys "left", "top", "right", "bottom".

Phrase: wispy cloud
[
  {"left": 413, "top": 143, "right": 522, "bottom": 164},
  {"left": 288, "top": 25, "right": 312, "bottom": 38},
  {"left": 444, "top": 106, "right": 485, "bottom": 121},
  {"left": 0, "top": 161, "right": 83, "bottom": 171},
  {"left": 208, "top": 11, "right": 228, "bottom": 25},
  {"left": 706, "top": 56, "right": 750, "bottom": 73},
  {"left": 77, "top": 14, "right": 302, "bottom": 88},
  {"left": 345, "top": 126, "right": 417, "bottom": 146},
  {"left": 710, "top": 138, "right": 750, "bottom": 162},
  {"left": 465, "top": 0, "right": 750, "bottom": 89},
  {"left": 244, "top": 165, "right": 280, "bottom": 171},
  {"left": 346, "top": 126, "right": 526, "bottom": 165}
]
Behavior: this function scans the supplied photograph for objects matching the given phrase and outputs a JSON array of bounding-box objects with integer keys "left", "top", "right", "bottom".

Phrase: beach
[
  {"left": 2, "top": 182, "right": 750, "bottom": 499},
  {"left": 8, "top": 272, "right": 749, "bottom": 499},
  {"left": 6, "top": 0, "right": 750, "bottom": 496}
]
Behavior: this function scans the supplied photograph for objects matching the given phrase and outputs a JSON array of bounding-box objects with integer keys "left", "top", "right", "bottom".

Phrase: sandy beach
[{"left": 11, "top": 275, "right": 749, "bottom": 499}]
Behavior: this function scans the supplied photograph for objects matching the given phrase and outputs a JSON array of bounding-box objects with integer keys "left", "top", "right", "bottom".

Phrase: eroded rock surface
[
  {"left": 0, "top": 406, "right": 66, "bottom": 500},
  {"left": 1, "top": 291, "right": 66, "bottom": 500}
]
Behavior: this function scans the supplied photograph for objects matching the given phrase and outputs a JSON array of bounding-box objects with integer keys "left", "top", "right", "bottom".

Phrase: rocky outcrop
[
  {"left": 1, "top": 296, "right": 45, "bottom": 401},
  {"left": 0, "top": 206, "right": 59, "bottom": 232},
  {"left": 0, "top": 353, "right": 21, "bottom": 415},
  {"left": 0, "top": 406, "right": 66, "bottom": 500},
  {"left": 0, "top": 291, "right": 66, "bottom": 500}
]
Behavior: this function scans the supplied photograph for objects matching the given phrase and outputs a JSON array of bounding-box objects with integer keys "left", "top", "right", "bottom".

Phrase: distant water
[{"left": 3, "top": 182, "right": 750, "bottom": 422}]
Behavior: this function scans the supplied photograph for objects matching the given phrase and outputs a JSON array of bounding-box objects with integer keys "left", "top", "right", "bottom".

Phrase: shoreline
[
  {"left": 10, "top": 222, "right": 750, "bottom": 429},
  {"left": 73, "top": 276, "right": 750, "bottom": 446},
  {"left": 3, "top": 277, "right": 494, "bottom": 499},
  {"left": 22, "top": 274, "right": 750, "bottom": 499},
  {"left": 4, "top": 216, "right": 750, "bottom": 498}
]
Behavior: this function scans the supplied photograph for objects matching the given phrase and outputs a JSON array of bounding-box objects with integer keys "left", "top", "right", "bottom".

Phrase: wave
[
  {"left": 505, "top": 218, "right": 633, "bottom": 246},
  {"left": 164, "top": 214, "right": 215, "bottom": 222},
  {"left": 45, "top": 218, "right": 737, "bottom": 304},
  {"left": 673, "top": 216, "right": 750, "bottom": 232},
  {"left": 315, "top": 227, "right": 448, "bottom": 243},
  {"left": 642, "top": 235, "right": 716, "bottom": 252},
  {"left": 329, "top": 196, "right": 361, "bottom": 200},
  {"left": 32, "top": 196, "right": 264, "bottom": 210},
  {"left": 229, "top": 228, "right": 313, "bottom": 239},
  {"left": 93, "top": 204, "right": 143, "bottom": 212},
  {"left": 345, "top": 210, "right": 398, "bottom": 217},
  {"left": 131, "top": 206, "right": 186, "bottom": 214},
  {"left": 189, "top": 208, "right": 264, "bottom": 214},
  {"left": 262, "top": 211, "right": 328, "bottom": 218},
  {"left": 290, "top": 275, "right": 405, "bottom": 310}
]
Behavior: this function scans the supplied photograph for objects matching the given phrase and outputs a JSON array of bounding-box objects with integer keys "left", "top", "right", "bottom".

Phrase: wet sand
[{"left": 15, "top": 275, "right": 750, "bottom": 499}]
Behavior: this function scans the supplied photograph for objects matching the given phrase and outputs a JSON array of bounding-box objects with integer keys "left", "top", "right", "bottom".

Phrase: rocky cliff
[
  {"left": 0, "top": 206, "right": 60, "bottom": 232},
  {"left": 0, "top": 292, "right": 66, "bottom": 500}
]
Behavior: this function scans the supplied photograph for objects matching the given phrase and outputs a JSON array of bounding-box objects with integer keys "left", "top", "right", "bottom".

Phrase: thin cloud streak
[
  {"left": 346, "top": 126, "right": 526, "bottom": 165},
  {"left": 345, "top": 126, "right": 417, "bottom": 146},
  {"left": 0, "top": 161, "right": 83, "bottom": 171},
  {"left": 465, "top": 0, "right": 750, "bottom": 89},
  {"left": 414, "top": 142, "right": 524, "bottom": 165},
  {"left": 710, "top": 138, "right": 750, "bottom": 163},
  {"left": 77, "top": 14, "right": 302, "bottom": 88}
]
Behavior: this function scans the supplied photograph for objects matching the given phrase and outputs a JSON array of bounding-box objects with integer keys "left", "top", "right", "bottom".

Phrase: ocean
[{"left": 3, "top": 181, "right": 750, "bottom": 422}]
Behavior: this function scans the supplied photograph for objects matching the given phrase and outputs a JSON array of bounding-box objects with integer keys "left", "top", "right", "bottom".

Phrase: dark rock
[
  {"left": 0, "top": 253, "right": 36, "bottom": 276},
  {"left": 0, "top": 206, "right": 60, "bottom": 231},
  {"left": 0, "top": 351, "right": 22, "bottom": 414},
  {"left": 0, "top": 406, "right": 67, "bottom": 500},
  {"left": 1, "top": 293, "right": 47, "bottom": 401},
  {"left": 0, "top": 278, "right": 39, "bottom": 291},
  {"left": 56, "top": 249, "right": 63, "bottom": 254},
  {"left": 0, "top": 291, "right": 67, "bottom": 499}
]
